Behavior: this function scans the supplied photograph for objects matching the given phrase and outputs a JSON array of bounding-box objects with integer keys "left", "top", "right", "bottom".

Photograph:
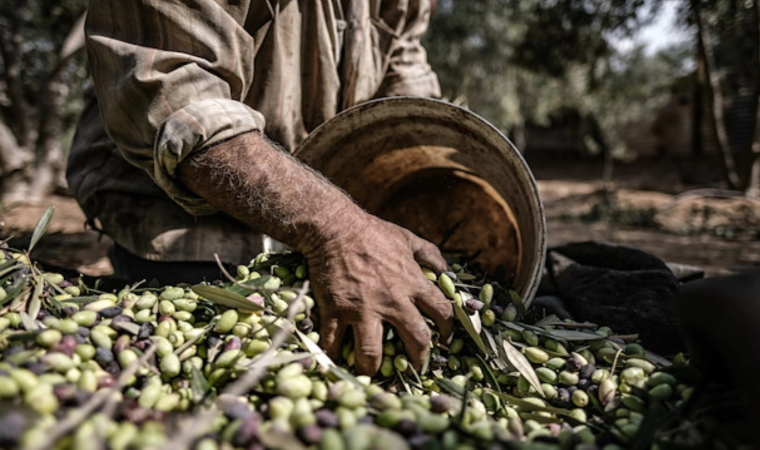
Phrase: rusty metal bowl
[{"left": 294, "top": 97, "right": 546, "bottom": 303}]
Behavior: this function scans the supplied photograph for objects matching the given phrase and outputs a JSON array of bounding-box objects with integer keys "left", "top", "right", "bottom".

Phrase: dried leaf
[
  {"left": 296, "top": 329, "right": 335, "bottom": 371},
  {"left": 453, "top": 302, "right": 487, "bottom": 355},
  {"left": 27, "top": 276, "right": 43, "bottom": 321},
  {"left": 113, "top": 322, "right": 142, "bottom": 335},
  {"left": 455, "top": 272, "right": 477, "bottom": 281},
  {"left": 482, "top": 329, "right": 509, "bottom": 372},
  {"left": 29, "top": 206, "right": 55, "bottom": 252},
  {"left": 191, "top": 284, "right": 263, "bottom": 311},
  {"left": 397, "top": 371, "right": 413, "bottom": 395},
  {"left": 19, "top": 311, "right": 39, "bottom": 331},
  {"left": 499, "top": 336, "right": 544, "bottom": 397}
]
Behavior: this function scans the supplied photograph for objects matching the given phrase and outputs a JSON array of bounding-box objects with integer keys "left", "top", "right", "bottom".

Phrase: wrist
[{"left": 295, "top": 200, "right": 369, "bottom": 258}]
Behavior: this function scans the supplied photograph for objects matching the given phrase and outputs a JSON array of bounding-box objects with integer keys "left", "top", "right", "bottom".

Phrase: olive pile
[{"left": 0, "top": 246, "right": 713, "bottom": 449}]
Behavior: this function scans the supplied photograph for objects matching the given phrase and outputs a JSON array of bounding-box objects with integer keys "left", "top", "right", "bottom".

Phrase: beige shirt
[{"left": 68, "top": 0, "right": 440, "bottom": 262}]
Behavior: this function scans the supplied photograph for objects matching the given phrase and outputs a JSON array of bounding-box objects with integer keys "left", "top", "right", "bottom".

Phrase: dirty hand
[{"left": 304, "top": 211, "right": 455, "bottom": 375}]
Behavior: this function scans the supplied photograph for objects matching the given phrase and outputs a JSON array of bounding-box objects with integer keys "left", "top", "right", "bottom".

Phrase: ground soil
[{"left": 1, "top": 159, "right": 758, "bottom": 280}]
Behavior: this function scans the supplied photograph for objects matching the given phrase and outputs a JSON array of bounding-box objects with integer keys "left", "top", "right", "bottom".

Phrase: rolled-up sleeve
[
  {"left": 86, "top": 0, "right": 264, "bottom": 215},
  {"left": 376, "top": 0, "right": 441, "bottom": 98}
]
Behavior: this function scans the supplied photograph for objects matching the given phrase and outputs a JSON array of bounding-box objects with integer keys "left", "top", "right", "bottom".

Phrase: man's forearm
[{"left": 175, "top": 131, "right": 362, "bottom": 255}]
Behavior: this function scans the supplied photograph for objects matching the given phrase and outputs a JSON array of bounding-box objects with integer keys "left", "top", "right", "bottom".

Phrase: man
[{"left": 67, "top": 0, "right": 453, "bottom": 376}]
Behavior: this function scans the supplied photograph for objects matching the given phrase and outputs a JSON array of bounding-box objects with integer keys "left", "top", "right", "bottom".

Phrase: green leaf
[
  {"left": 246, "top": 353, "right": 312, "bottom": 370},
  {"left": 644, "top": 351, "right": 672, "bottom": 368},
  {"left": 435, "top": 379, "right": 465, "bottom": 400},
  {"left": 534, "top": 314, "right": 561, "bottom": 327},
  {"left": 240, "top": 275, "right": 275, "bottom": 288},
  {"left": 58, "top": 296, "right": 100, "bottom": 305},
  {"left": 476, "top": 354, "right": 502, "bottom": 394},
  {"left": 190, "top": 366, "right": 211, "bottom": 403},
  {"left": 296, "top": 329, "right": 335, "bottom": 371},
  {"left": 489, "top": 390, "right": 569, "bottom": 414},
  {"left": 327, "top": 366, "right": 363, "bottom": 387},
  {"left": 499, "top": 335, "right": 544, "bottom": 397},
  {"left": 226, "top": 283, "right": 255, "bottom": 299},
  {"left": 191, "top": 284, "right": 263, "bottom": 311},
  {"left": 545, "top": 329, "right": 606, "bottom": 342},
  {"left": 508, "top": 289, "right": 529, "bottom": 318},
  {"left": 453, "top": 302, "right": 487, "bottom": 355},
  {"left": 28, "top": 206, "right": 55, "bottom": 252},
  {"left": 7, "top": 332, "right": 39, "bottom": 343}
]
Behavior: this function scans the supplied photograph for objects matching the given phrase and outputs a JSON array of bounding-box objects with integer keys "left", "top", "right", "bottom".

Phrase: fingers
[
  {"left": 318, "top": 313, "right": 347, "bottom": 361},
  {"left": 352, "top": 318, "right": 384, "bottom": 376},
  {"left": 414, "top": 280, "right": 455, "bottom": 344},
  {"left": 388, "top": 302, "right": 432, "bottom": 371},
  {"left": 408, "top": 234, "right": 449, "bottom": 274}
]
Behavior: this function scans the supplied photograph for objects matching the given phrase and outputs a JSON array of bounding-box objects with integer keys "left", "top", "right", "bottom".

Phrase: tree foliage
[{"left": 424, "top": 0, "right": 687, "bottom": 159}]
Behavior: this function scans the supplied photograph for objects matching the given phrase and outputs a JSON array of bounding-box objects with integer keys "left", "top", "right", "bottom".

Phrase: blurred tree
[
  {"left": 424, "top": 0, "right": 689, "bottom": 167},
  {"left": 0, "top": 0, "right": 88, "bottom": 204},
  {"left": 688, "top": 0, "right": 760, "bottom": 195}
]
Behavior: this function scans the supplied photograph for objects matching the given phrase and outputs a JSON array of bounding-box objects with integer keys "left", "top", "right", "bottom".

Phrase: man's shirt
[{"left": 67, "top": 0, "right": 440, "bottom": 262}]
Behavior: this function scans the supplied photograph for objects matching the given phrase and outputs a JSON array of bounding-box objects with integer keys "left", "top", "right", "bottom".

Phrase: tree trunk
[
  {"left": 692, "top": 0, "right": 742, "bottom": 190},
  {"left": 512, "top": 118, "right": 527, "bottom": 152},
  {"left": 27, "top": 13, "right": 86, "bottom": 201},
  {"left": 746, "top": 0, "right": 760, "bottom": 199},
  {"left": 692, "top": 60, "right": 704, "bottom": 157}
]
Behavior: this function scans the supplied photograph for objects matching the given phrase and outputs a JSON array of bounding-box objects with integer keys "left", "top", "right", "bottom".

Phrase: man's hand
[
  {"left": 306, "top": 212, "right": 454, "bottom": 375},
  {"left": 176, "top": 131, "right": 454, "bottom": 375}
]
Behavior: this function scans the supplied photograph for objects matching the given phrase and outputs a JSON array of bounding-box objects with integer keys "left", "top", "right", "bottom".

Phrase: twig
[
  {"left": 29, "top": 343, "right": 159, "bottom": 450},
  {"left": 160, "top": 281, "right": 309, "bottom": 450}
]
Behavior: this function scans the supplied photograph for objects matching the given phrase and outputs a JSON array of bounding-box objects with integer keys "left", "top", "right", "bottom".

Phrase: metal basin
[{"left": 294, "top": 97, "right": 546, "bottom": 303}]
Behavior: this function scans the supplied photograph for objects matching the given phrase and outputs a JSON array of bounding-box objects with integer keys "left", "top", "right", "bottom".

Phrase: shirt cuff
[{"left": 153, "top": 98, "right": 266, "bottom": 216}]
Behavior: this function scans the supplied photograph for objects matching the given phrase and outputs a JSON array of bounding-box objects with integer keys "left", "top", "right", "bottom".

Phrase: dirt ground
[{"left": 1, "top": 165, "right": 758, "bottom": 279}]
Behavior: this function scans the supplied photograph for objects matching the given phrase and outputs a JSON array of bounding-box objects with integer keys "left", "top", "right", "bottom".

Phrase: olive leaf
[
  {"left": 476, "top": 354, "right": 502, "bottom": 394},
  {"left": 19, "top": 311, "right": 39, "bottom": 331},
  {"left": 644, "top": 351, "right": 672, "bottom": 368},
  {"left": 482, "top": 328, "right": 509, "bottom": 372},
  {"left": 327, "top": 366, "right": 363, "bottom": 387},
  {"left": 508, "top": 289, "right": 529, "bottom": 318},
  {"left": 545, "top": 329, "right": 606, "bottom": 342},
  {"left": 435, "top": 378, "right": 466, "bottom": 399},
  {"left": 27, "top": 275, "right": 43, "bottom": 321},
  {"left": 453, "top": 302, "right": 487, "bottom": 355},
  {"left": 499, "top": 335, "right": 544, "bottom": 397},
  {"left": 191, "top": 284, "right": 263, "bottom": 311},
  {"left": 296, "top": 329, "right": 335, "bottom": 371},
  {"left": 489, "top": 390, "right": 568, "bottom": 414},
  {"left": 28, "top": 206, "right": 55, "bottom": 253},
  {"left": 112, "top": 321, "right": 142, "bottom": 335},
  {"left": 190, "top": 366, "right": 211, "bottom": 403}
]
